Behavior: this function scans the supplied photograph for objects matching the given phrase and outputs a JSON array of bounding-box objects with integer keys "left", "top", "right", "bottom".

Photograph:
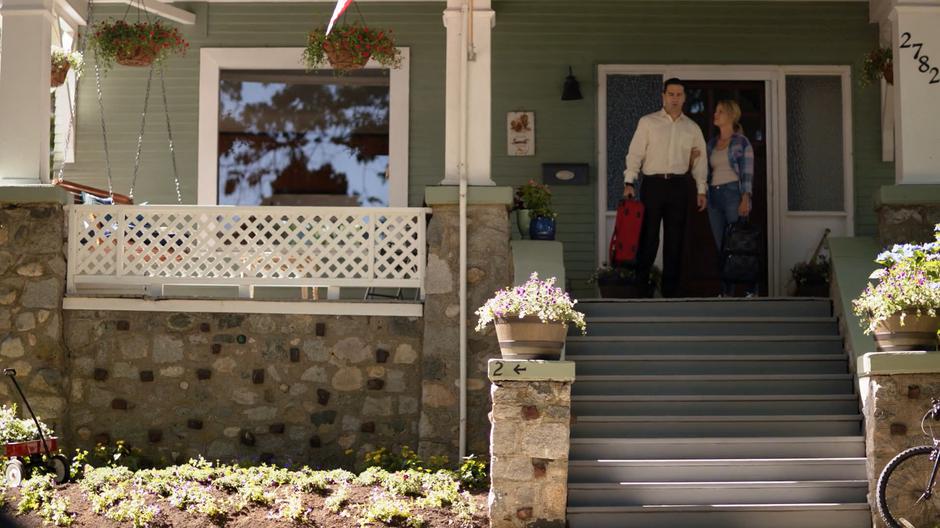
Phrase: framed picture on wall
[{"left": 507, "top": 111, "right": 535, "bottom": 156}]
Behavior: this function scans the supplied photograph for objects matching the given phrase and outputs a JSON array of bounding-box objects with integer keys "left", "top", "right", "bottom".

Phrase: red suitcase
[{"left": 608, "top": 199, "right": 645, "bottom": 265}]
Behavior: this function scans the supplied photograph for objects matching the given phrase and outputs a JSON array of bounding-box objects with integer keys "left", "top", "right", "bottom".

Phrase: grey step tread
[
  {"left": 572, "top": 394, "right": 858, "bottom": 402},
  {"left": 571, "top": 414, "right": 862, "bottom": 438},
  {"left": 568, "top": 436, "right": 867, "bottom": 460},
  {"left": 565, "top": 505, "right": 871, "bottom": 528},
  {"left": 568, "top": 457, "right": 866, "bottom": 467},
  {"left": 574, "top": 414, "right": 862, "bottom": 422},
  {"left": 583, "top": 316, "right": 837, "bottom": 323},
  {"left": 567, "top": 458, "right": 867, "bottom": 483},
  {"left": 569, "top": 480, "right": 866, "bottom": 487},
  {"left": 568, "top": 335, "right": 842, "bottom": 342},
  {"left": 567, "top": 480, "right": 868, "bottom": 507},
  {"left": 573, "top": 354, "right": 845, "bottom": 362},
  {"left": 577, "top": 298, "right": 832, "bottom": 317},
  {"left": 576, "top": 373, "right": 854, "bottom": 381},
  {"left": 571, "top": 435, "right": 865, "bottom": 446},
  {"left": 567, "top": 503, "right": 869, "bottom": 513}
]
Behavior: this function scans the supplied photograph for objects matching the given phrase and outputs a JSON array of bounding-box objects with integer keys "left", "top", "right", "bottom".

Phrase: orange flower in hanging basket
[
  {"left": 89, "top": 19, "right": 188, "bottom": 71},
  {"left": 304, "top": 23, "right": 401, "bottom": 74}
]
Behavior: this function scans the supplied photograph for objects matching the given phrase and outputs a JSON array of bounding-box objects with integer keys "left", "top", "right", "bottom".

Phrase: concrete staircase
[{"left": 566, "top": 298, "right": 870, "bottom": 528}]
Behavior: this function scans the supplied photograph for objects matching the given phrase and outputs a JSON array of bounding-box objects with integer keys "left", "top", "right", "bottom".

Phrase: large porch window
[{"left": 197, "top": 48, "right": 410, "bottom": 206}]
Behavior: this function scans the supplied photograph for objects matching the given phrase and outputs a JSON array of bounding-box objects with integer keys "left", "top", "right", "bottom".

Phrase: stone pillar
[
  {"left": 858, "top": 351, "right": 940, "bottom": 528},
  {"left": 887, "top": 1, "right": 940, "bottom": 184},
  {"left": 0, "top": 186, "right": 71, "bottom": 435},
  {"left": 0, "top": 0, "right": 54, "bottom": 183},
  {"left": 487, "top": 359, "right": 574, "bottom": 528},
  {"left": 441, "top": 0, "right": 496, "bottom": 186},
  {"left": 874, "top": 185, "right": 940, "bottom": 245},
  {"left": 419, "top": 186, "right": 513, "bottom": 461}
]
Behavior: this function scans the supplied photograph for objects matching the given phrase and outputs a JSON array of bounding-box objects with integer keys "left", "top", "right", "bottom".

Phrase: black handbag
[{"left": 720, "top": 219, "right": 761, "bottom": 283}]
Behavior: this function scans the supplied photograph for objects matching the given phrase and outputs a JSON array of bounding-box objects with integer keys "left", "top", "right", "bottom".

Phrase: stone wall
[
  {"left": 64, "top": 311, "right": 422, "bottom": 467},
  {"left": 421, "top": 201, "right": 513, "bottom": 460},
  {"left": 488, "top": 378, "right": 571, "bottom": 528},
  {"left": 876, "top": 203, "right": 940, "bottom": 246},
  {"left": 0, "top": 202, "right": 68, "bottom": 432},
  {"left": 860, "top": 371, "right": 940, "bottom": 528}
]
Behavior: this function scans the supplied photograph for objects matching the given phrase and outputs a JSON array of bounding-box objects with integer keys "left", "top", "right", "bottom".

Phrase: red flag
[{"left": 326, "top": 0, "right": 354, "bottom": 35}]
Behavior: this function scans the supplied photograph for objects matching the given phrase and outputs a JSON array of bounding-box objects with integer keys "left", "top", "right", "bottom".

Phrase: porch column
[
  {"left": 0, "top": 0, "right": 54, "bottom": 184},
  {"left": 886, "top": 0, "right": 940, "bottom": 184},
  {"left": 441, "top": 0, "right": 496, "bottom": 186}
]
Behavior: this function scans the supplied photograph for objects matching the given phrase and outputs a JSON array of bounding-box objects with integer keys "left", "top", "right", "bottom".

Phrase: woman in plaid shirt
[{"left": 705, "top": 99, "right": 756, "bottom": 296}]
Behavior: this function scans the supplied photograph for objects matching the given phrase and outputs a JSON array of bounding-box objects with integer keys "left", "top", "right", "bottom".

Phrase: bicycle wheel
[{"left": 877, "top": 445, "right": 940, "bottom": 528}]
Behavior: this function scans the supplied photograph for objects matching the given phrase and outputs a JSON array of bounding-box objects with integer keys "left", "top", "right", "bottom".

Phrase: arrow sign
[{"left": 513, "top": 364, "right": 527, "bottom": 375}]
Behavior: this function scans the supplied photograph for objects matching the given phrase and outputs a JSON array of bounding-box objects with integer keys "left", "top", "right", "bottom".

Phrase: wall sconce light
[{"left": 561, "top": 66, "right": 583, "bottom": 101}]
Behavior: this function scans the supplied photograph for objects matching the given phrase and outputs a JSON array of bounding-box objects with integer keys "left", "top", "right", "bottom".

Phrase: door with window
[{"left": 597, "top": 66, "right": 853, "bottom": 297}]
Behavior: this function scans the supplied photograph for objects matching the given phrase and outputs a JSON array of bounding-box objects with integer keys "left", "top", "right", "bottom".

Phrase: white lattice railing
[{"left": 66, "top": 205, "right": 430, "bottom": 298}]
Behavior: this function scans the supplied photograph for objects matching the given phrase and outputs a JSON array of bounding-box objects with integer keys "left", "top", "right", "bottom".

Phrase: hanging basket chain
[
  {"left": 92, "top": 59, "right": 115, "bottom": 200},
  {"left": 54, "top": 0, "right": 98, "bottom": 184},
  {"left": 129, "top": 63, "right": 155, "bottom": 201},
  {"left": 158, "top": 65, "right": 183, "bottom": 204}
]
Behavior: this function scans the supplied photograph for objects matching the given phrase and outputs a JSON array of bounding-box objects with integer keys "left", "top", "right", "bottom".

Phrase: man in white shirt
[{"left": 622, "top": 78, "right": 707, "bottom": 298}]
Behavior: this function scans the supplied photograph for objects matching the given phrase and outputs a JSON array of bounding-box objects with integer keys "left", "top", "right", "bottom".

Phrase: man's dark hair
[{"left": 663, "top": 77, "right": 685, "bottom": 93}]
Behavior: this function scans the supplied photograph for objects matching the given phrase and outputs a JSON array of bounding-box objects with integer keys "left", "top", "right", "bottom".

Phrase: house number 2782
[{"left": 900, "top": 32, "right": 940, "bottom": 85}]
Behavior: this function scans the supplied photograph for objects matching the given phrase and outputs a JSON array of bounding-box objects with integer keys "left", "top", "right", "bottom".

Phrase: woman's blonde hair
[{"left": 717, "top": 99, "right": 744, "bottom": 135}]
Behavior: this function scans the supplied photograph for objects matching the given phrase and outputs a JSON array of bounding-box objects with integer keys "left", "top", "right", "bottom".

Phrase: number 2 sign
[{"left": 900, "top": 32, "right": 940, "bottom": 85}]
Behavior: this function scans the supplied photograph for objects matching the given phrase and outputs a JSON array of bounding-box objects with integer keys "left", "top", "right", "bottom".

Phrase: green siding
[
  {"left": 491, "top": 0, "right": 892, "bottom": 298},
  {"left": 67, "top": 2, "right": 445, "bottom": 207}
]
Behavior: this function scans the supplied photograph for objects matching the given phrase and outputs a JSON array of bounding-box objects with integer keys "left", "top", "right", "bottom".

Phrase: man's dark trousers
[{"left": 636, "top": 174, "right": 690, "bottom": 298}]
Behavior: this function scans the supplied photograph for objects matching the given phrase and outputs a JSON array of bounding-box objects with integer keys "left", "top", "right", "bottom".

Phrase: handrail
[{"left": 66, "top": 204, "right": 431, "bottom": 298}]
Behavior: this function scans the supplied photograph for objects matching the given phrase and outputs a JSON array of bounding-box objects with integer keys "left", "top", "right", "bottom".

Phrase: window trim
[{"left": 197, "top": 47, "right": 410, "bottom": 206}]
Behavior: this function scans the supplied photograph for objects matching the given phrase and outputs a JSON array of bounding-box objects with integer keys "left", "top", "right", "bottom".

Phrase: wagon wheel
[
  {"left": 47, "top": 454, "right": 70, "bottom": 484},
  {"left": 5, "top": 458, "right": 27, "bottom": 487}
]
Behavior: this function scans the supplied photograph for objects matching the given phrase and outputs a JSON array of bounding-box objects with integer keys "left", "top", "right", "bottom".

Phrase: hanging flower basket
[
  {"left": 50, "top": 48, "right": 82, "bottom": 88},
  {"left": 88, "top": 19, "right": 188, "bottom": 71},
  {"left": 861, "top": 47, "right": 893, "bottom": 87},
  {"left": 304, "top": 23, "right": 401, "bottom": 74}
]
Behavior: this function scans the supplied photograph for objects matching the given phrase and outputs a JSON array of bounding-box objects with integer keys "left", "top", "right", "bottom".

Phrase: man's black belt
[{"left": 643, "top": 172, "right": 690, "bottom": 180}]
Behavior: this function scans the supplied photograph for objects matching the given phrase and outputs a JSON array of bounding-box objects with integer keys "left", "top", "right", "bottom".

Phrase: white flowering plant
[
  {"left": 852, "top": 224, "right": 940, "bottom": 334},
  {"left": 0, "top": 404, "right": 54, "bottom": 444},
  {"left": 475, "top": 273, "right": 586, "bottom": 334}
]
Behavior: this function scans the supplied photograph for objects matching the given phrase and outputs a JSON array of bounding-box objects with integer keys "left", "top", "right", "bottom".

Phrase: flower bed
[{"left": 1, "top": 458, "right": 487, "bottom": 527}]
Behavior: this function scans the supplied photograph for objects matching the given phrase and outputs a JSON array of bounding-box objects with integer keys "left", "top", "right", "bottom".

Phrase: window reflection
[{"left": 218, "top": 69, "right": 391, "bottom": 207}]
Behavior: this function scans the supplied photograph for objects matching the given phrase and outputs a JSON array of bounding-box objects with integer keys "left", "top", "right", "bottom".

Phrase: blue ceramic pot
[{"left": 529, "top": 216, "right": 556, "bottom": 241}]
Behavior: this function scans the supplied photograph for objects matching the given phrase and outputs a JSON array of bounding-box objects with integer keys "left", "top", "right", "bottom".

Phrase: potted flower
[
  {"left": 589, "top": 264, "right": 661, "bottom": 298},
  {"left": 517, "top": 180, "right": 556, "bottom": 240},
  {"left": 88, "top": 19, "right": 188, "bottom": 70},
  {"left": 475, "top": 273, "right": 586, "bottom": 360},
  {"left": 791, "top": 255, "right": 830, "bottom": 297},
  {"left": 852, "top": 226, "right": 940, "bottom": 351},
  {"left": 50, "top": 48, "right": 82, "bottom": 88},
  {"left": 861, "top": 47, "right": 893, "bottom": 87},
  {"left": 303, "top": 23, "right": 402, "bottom": 73}
]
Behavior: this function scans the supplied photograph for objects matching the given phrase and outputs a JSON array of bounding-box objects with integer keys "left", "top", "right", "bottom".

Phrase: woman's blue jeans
[{"left": 708, "top": 182, "right": 756, "bottom": 296}]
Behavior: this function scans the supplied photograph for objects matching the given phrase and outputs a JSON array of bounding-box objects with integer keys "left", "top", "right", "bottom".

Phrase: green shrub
[
  {"left": 455, "top": 455, "right": 489, "bottom": 492},
  {"left": 358, "top": 495, "right": 425, "bottom": 528}
]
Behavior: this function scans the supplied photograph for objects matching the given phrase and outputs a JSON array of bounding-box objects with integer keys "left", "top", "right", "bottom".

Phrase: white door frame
[{"left": 596, "top": 64, "right": 854, "bottom": 296}]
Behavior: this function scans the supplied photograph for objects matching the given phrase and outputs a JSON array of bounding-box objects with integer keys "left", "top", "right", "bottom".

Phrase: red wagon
[{"left": 3, "top": 369, "right": 70, "bottom": 487}]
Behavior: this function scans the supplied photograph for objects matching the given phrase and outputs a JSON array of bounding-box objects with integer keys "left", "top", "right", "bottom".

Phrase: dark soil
[{"left": 1, "top": 483, "right": 489, "bottom": 527}]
